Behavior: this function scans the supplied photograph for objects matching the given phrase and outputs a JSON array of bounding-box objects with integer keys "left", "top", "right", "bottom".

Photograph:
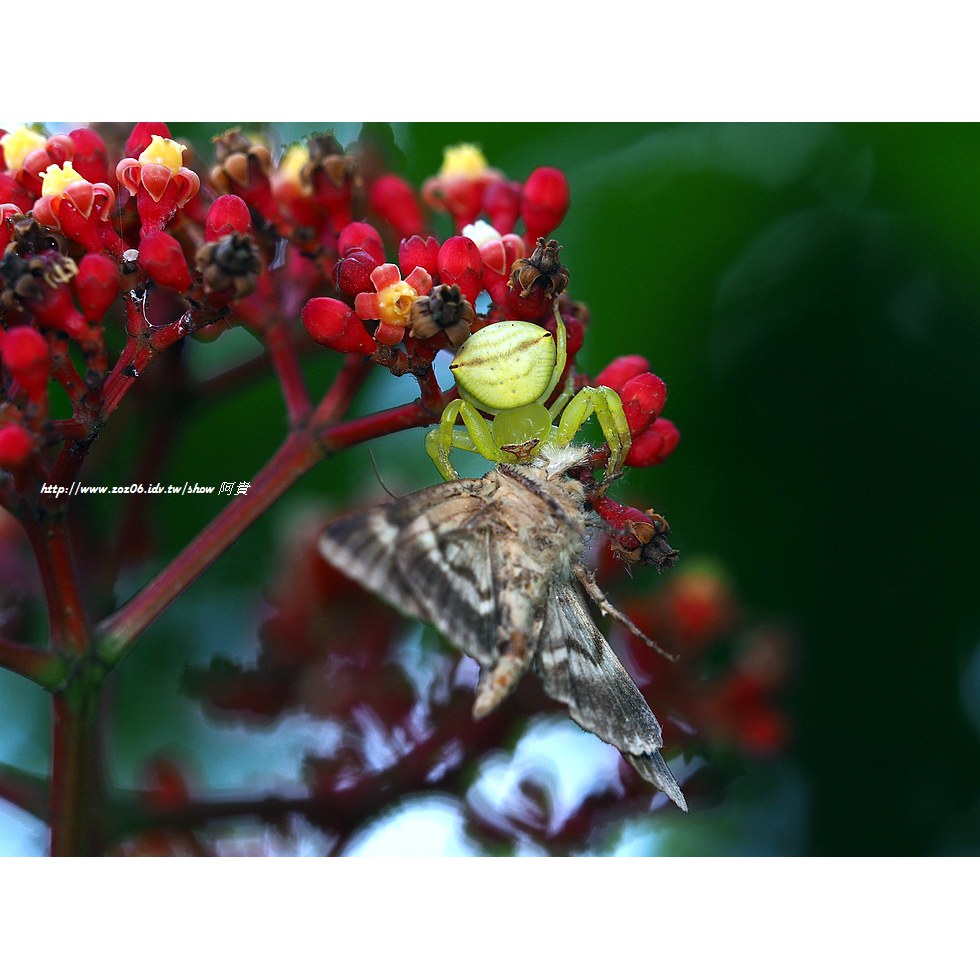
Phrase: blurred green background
[{"left": 3, "top": 122, "right": 979, "bottom": 855}]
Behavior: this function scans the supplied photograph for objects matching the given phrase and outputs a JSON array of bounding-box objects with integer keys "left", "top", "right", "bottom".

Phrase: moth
[{"left": 319, "top": 442, "right": 687, "bottom": 811}]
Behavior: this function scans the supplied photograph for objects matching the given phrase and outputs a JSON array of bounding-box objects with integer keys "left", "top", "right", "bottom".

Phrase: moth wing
[
  {"left": 319, "top": 478, "right": 490, "bottom": 624},
  {"left": 533, "top": 581, "right": 688, "bottom": 810},
  {"left": 319, "top": 478, "right": 504, "bottom": 668}
]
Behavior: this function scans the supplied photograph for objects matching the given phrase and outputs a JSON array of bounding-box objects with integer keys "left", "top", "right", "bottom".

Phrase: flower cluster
[{"left": 0, "top": 122, "right": 735, "bottom": 857}]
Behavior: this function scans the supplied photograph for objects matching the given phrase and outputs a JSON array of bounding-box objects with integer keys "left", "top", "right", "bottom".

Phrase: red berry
[
  {"left": 337, "top": 222, "right": 385, "bottom": 265},
  {"left": 620, "top": 372, "right": 667, "bottom": 436},
  {"left": 0, "top": 424, "right": 34, "bottom": 469},
  {"left": 205, "top": 195, "right": 252, "bottom": 241},
  {"left": 0, "top": 173, "right": 34, "bottom": 212},
  {"left": 2, "top": 327, "right": 49, "bottom": 401},
  {"left": 68, "top": 128, "right": 110, "bottom": 184},
  {"left": 483, "top": 179, "right": 522, "bottom": 234},
  {"left": 595, "top": 355, "right": 650, "bottom": 391},
  {"left": 398, "top": 235, "right": 440, "bottom": 278},
  {"left": 74, "top": 253, "right": 119, "bottom": 321},
  {"left": 438, "top": 236, "right": 483, "bottom": 304},
  {"left": 333, "top": 247, "right": 380, "bottom": 296},
  {"left": 302, "top": 297, "right": 378, "bottom": 354},
  {"left": 521, "top": 167, "right": 570, "bottom": 240},
  {"left": 139, "top": 232, "right": 193, "bottom": 293},
  {"left": 626, "top": 417, "right": 680, "bottom": 467},
  {"left": 369, "top": 174, "right": 423, "bottom": 238}
]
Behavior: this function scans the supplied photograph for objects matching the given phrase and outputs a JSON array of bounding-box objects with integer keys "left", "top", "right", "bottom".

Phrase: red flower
[
  {"left": 32, "top": 163, "right": 115, "bottom": 253},
  {"left": 116, "top": 135, "right": 201, "bottom": 235}
]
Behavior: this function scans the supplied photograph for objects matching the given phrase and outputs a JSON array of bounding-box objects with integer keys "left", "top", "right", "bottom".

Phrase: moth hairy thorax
[{"left": 319, "top": 442, "right": 687, "bottom": 811}]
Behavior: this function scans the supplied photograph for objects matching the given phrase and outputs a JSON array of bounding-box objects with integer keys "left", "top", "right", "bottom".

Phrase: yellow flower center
[
  {"left": 278, "top": 143, "right": 309, "bottom": 188},
  {"left": 138, "top": 135, "right": 187, "bottom": 174},
  {"left": 40, "top": 162, "right": 87, "bottom": 198},
  {"left": 439, "top": 143, "right": 488, "bottom": 180},
  {"left": 1, "top": 126, "right": 47, "bottom": 171},
  {"left": 377, "top": 281, "right": 418, "bottom": 328}
]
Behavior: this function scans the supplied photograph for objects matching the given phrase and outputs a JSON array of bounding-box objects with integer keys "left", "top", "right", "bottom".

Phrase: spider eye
[{"left": 451, "top": 320, "right": 556, "bottom": 411}]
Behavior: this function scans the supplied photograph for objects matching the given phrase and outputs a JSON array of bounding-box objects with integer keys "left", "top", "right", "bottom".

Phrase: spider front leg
[
  {"left": 553, "top": 385, "right": 632, "bottom": 479},
  {"left": 426, "top": 398, "right": 514, "bottom": 481}
]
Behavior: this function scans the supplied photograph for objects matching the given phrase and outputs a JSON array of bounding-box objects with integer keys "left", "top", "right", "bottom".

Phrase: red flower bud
[
  {"left": 521, "top": 167, "right": 570, "bottom": 240},
  {"left": 139, "top": 232, "right": 193, "bottom": 293},
  {"left": 438, "top": 236, "right": 483, "bottom": 304},
  {"left": 333, "top": 247, "right": 380, "bottom": 296},
  {"left": 483, "top": 179, "right": 522, "bottom": 234},
  {"left": 337, "top": 222, "right": 385, "bottom": 265},
  {"left": 620, "top": 372, "right": 667, "bottom": 436},
  {"left": 74, "top": 253, "right": 119, "bottom": 321},
  {"left": 0, "top": 424, "right": 34, "bottom": 470},
  {"left": 595, "top": 355, "right": 650, "bottom": 391},
  {"left": 0, "top": 173, "right": 34, "bottom": 212},
  {"left": 205, "top": 195, "right": 252, "bottom": 241},
  {"left": 398, "top": 235, "right": 440, "bottom": 278},
  {"left": 126, "top": 122, "right": 170, "bottom": 159},
  {"left": 302, "top": 297, "right": 378, "bottom": 354},
  {"left": 369, "top": 174, "right": 423, "bottom": 238},
  {"left": 2, "top": 327, "right": 49, "bottom": 401},
  {"left": 626, "top": 417, "right": 680, "bottom": 467},
  {"left": 68, "top": 128, "right": 110, "bottom": 184}
]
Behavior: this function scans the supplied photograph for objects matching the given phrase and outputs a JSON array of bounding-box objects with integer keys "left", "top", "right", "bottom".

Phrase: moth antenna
[
  {"left": 367, "top": 448, "right": 399, "bottom": 499},
  {"left": 573, "top": 563, "right": 678, "bottom": 662}
]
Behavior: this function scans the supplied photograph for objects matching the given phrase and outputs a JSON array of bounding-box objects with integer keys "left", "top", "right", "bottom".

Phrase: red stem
[
  {"left": 0, "top": 636, "right": 60, "bottom": 688},
  {"left": 264, "top": 319, "right": 312, "bottom": 426},
  {"left": 20, "top": 511, "right": 90, "bottom": 656}
]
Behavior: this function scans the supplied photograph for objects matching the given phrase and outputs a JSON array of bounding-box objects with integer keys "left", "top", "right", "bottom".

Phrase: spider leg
[
  {"left": 425, "top": 398, "right": 513, "bottom": 480},
  {"left": 553, "top": 385, "right": 632, "bottom": 479}
]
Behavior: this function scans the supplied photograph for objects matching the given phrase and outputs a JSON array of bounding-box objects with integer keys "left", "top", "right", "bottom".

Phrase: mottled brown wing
[
  {"left": 533, "top": 581, "right": 687, "bottom": 810},
  {"left": 319, "top": 475, "right": 557, "bottom": 673}
]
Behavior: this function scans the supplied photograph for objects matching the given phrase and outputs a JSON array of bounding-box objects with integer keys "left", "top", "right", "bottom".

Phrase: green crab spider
[{"left": 425, "top": 306, "right": 632, "bottom": 481}]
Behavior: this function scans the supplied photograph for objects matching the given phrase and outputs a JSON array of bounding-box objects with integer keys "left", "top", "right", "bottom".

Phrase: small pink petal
[
  {"left": 354, "top": 293, "right": 381, "bottom": 319},
  {"left": 64, "top": 181, "right": 95, "bottom": 219},
  {"left": 405, "top": 266, "right": 432, "bottom": 294},
  {"left": 115, "top": 158, "right": 142, "bottom": 194},
  {"left": 32, "top": 195, "right": 61, "bottom": 230},
  {"left": 370, "top": 263, "right": 401, "bottom": 290},
  {"left": 139, "top": 163, "right": 173, "bottom": 203}
]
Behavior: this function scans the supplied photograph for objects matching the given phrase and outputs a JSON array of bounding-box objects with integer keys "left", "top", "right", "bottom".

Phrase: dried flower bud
[
  {"left": 409, "top": 284, "right": 475, "bottom": 349},
  {"left": 195, "top": 233, "right": 263, "bottom": 302},
  {"left": 509, "top": 238, "right": 568, "bottom": 299},
  {"left": 139, "top": 232, "right": 193, "bottom": 293},
  {"left": 303, "top": 297, "right": 377, "bottom": 354},
  {"left": 626, "top": 417, "right": 681, "bottom": 468},
  {"left": 592, "top": 496, "right": 678, "bottom": 571}
]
